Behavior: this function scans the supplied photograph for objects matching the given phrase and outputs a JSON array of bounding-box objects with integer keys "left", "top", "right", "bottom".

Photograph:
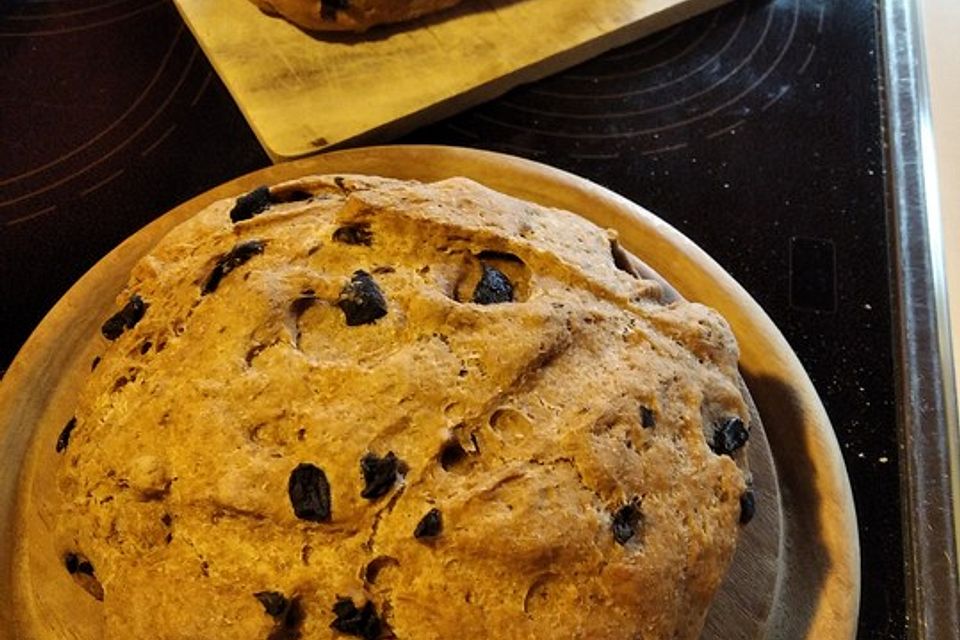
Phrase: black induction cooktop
[{"left": 0, "top": 0, "right": 917, "bottom": 637}]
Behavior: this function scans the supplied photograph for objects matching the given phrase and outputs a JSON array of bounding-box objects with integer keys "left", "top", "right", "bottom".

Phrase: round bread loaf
[
  {"left": 250, "top": 0, "right": 464, "bottom": 32},
  {"left": 54, "top": 175, "right": 752, "bottom": 639}
]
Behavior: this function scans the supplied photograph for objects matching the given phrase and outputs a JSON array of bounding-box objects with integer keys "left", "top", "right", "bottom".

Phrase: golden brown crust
[
  {"left": 55, "top": 175, "right": 749, "bottom": 639},
  {"left": 250, "top": 0, "right": 464, "bottom": 32}
]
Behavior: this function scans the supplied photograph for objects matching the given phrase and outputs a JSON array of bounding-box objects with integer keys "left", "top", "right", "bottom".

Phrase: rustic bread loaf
[
  {"left": 55, "top": 174, "right": 753, "bottom": 639},
  {"left": 250, "top": 0, "right": 464, "bottom": 32}
]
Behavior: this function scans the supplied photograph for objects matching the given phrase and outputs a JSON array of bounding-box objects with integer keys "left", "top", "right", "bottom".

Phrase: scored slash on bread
[{"left": 56, "top": 174, "right": 753, "bottom": 639}]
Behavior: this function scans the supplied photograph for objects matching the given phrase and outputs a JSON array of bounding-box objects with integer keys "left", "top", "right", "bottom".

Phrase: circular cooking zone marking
[
  {"left": 422, "top": 0, "right": 825, "bottom": 158},
  {"left": 0, "top": 0, "right": 214, "bottom": 227}
]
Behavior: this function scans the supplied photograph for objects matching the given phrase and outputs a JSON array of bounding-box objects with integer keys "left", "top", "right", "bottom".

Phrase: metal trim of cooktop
[{"left": 881, "top": 0, "right": 960, "bottom": 638}]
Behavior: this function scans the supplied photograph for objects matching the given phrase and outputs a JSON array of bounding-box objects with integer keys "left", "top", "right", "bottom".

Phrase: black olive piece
[
  {"left": 331, "top": 597, "right": 381, "bottom": 640},
  {"left": 112, "top": 376, "right": 130, "bottom": 392},
  {"left": 64, "top": 553, "right": 96, "bottom": 579},
  {"left": 472, "top": 264, "right": 513, "bottom": 305},
  {"left": 91, "top": 356, "right": 101, "bottom": 371},
  {"left": 288, "top": 463, "right": 332, "bottom": 522},
  {"left": 739, "top": 489, "right": 756, "bottom": 525},
  {"left": 640, "top": 406, "right": 655, "bottom": 429},
  {"left": 255, "top": 591, "right": 290, "bottom": 618},
  {"left": 64, "top": 553, "right": 104, "bottom": 601},
  {"left": 337, "top": 270, "right": 387, "bottom": 326},
  {"left": 101, "top": 294, "right": 148, "bottom": 340},
  {"left": 612, "top": 502, "right": 642, "bottom": 545},
  {"left": 229, "top": 186, "right": 272, "bottom": 223},
  {"left": 201, "top": 240, "right": 266, "bottom": 295},
  {"left": 63, "top": 552, "right": 87, "bottom": 575},
  {"left": 333, "top": 223, "right": 373, "bottom": 246},
  {"left": 414, "top": 508, "right": 442, "bottom": 539},
  {"left": 267, "top": 597, "right": 305, "bottom": 640},
  {"left": 710, "top": 417, "right": 749, "bottom": 456},
  {"left": 360, "top": 452, "right": 400, "bottom": 500},
  {"left": 56, "top": 417, "right": 77, "bottom": 453}
]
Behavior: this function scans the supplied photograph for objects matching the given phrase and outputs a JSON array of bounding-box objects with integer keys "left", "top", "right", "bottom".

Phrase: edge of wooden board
[{"left": 173, "top": 0, "right": 731, "bottom": 162}]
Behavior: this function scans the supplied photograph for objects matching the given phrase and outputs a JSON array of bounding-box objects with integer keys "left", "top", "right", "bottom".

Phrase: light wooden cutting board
[{"left": 173, "top": 0, "right": 729, "bottom": 161}]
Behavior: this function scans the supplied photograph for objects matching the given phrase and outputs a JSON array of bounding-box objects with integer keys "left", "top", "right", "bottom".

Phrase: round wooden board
[{"left": 0, "top": 145, "right": 858, "bottom": 639}]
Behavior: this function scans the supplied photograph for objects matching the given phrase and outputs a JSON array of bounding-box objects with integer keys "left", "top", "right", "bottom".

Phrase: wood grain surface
[
  {"left": 0, "top": 146, "right": 857, "bottom": 639},
  {"left": 172, "top": 0, "right": 729, "bottom": 161}
]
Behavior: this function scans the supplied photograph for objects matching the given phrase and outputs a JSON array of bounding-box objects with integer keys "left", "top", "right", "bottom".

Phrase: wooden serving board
[
  {"left": 0, "top": 146, "right": 857, "bottom": 639},
  {"left": 173, "top": 0, "right": 729, "bottom": 161}
]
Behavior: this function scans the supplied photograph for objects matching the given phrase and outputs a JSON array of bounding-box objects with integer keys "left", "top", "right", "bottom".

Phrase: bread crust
[{"left": 55, "top": 175, "right": 750, "bottom": 639}]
